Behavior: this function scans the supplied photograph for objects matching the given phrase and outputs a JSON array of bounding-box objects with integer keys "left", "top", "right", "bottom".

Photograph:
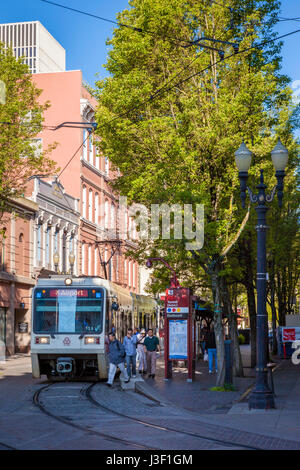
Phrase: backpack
[{"left": 117, "top": 340, "right": 126, "bottom": 358}]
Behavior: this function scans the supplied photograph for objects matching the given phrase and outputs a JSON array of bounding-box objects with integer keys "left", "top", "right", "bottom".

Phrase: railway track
[
  {"left": 33, "top": 381, "right": 257, "bottom": 450},
  {"left": 33, "top": 383, "right": 151, "bottom": 450}
]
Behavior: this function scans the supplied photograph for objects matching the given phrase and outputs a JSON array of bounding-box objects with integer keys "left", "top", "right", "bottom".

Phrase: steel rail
[
  {"left": 32, "top": 383, "right": 152, "bottom": 450},
  {"left": 86, "top": 383, "right": 259, "bottom": 450}
]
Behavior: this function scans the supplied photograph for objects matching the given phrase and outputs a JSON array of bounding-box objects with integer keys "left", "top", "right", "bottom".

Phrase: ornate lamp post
[
  {"left": 53, "top": 252, "right": 60, "bottom": 274},
  {"left": 235, "top": 139, "right": 288, "bottom": 409},
  {"left": 69, "top": 252, "right": 75, "bottom": 276}
]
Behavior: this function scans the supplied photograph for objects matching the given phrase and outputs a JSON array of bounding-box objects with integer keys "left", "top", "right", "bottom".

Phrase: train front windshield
[{"left": 33, "top": 288, "right": 104, "bottom": 334}]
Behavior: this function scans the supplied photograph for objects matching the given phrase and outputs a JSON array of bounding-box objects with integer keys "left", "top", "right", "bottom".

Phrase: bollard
[{"left": 224, "top": 340, "right": 233, "bottom": 384}]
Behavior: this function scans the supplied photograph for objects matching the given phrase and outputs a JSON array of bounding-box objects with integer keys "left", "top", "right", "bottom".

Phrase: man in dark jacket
[
  {"left": 106, "top": 332, "right": 130, "bottom": 387},
  {"left": 205, "top": 326, "right": 218, "bottom": 374}
]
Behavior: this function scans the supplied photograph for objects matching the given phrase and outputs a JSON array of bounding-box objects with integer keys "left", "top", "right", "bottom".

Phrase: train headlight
[
  {"left": 64, "top": 278, "right": 72, "bottom": 286},
  {"left": 35, "top": 336, "right": 50, "bottom": 344},
  {"left": 84, "top": 337, "right": 100, "bottom": 345}
]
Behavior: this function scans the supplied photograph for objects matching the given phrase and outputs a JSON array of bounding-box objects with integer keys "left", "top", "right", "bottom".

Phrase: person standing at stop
[{"left": 144, "top": 329, "right": 160, "bottom": 378}]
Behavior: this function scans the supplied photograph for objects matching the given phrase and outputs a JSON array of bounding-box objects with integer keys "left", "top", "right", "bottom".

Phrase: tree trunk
[
  {"left": 211, "top": 269, "right": 226, "bottom": 387},
  {"left": 221, "top": 277, "right": 244, "bottom": 377}
]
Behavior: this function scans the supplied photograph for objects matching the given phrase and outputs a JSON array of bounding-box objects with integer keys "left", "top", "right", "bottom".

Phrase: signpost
[{"left": 164, "top": 287, "right": 195, "bottom": 381}]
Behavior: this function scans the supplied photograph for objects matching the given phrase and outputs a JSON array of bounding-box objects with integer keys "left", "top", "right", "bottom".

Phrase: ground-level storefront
[{"left": 0, "top": 273, "right": 35, "bottom": 355}]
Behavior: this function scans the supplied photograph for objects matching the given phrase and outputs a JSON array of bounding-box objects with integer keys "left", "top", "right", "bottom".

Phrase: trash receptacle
[{"left": 224, "top": 340, "right": 233, "bottom": 384}]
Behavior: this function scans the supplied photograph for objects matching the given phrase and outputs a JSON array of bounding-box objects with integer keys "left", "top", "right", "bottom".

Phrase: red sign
[
  {"left": 282, "top": 328, "right": 296, "bottom": 342},
  {"left": 165, "top": 288, "right": 189, "bottom": 314}
]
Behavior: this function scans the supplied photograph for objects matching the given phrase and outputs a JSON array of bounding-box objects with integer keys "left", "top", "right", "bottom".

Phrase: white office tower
[{"left": 0, "top": 21, "right": 65, "bottom": 73}]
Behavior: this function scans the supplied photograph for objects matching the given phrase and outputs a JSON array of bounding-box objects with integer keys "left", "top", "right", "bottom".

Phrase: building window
[
  {"left": 94, "top": 246, "right": 98, "bottom": 276},
  {"left": 111, "top": 203, "right": 115, "bottom": 230},
  {"left": 89, "top": 135, "right": 93, "bottom": 165},
  {"left": 37, "top": 224, "right": 42, "bottom": 264},
  {"left": 82, "top": 185, "right": 87, "bottom": 219},
  {"left": 95, "top": 193, "right": 99, "bottom": 224},
  {"left": 105, "top": 156, "right": 109, "bottom": 175},
  {"left": 88, "top": 189, "right": 93, "bottom": 221},
  {"left": 45, "top": 226, "right": 51, "bottom": 265},
  {"left": 95, "top": 147, "right": 100, "bottom": 170},
  {"left": 81, "top": 242, "right": 86, "bottom": 274},
  {"left": 83, "top": 130, "right": 88, "bottom": 160},
  {"left": 88, "top": 244, "right": 92, "bottom": 275},
  {"left": 104, "top": 200, "right": 109, "bottom": 229},
  {"left": 0, "top": 229, "right": 6, "bottom": 271}
]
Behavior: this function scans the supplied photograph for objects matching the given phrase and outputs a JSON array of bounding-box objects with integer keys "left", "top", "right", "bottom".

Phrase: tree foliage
[{"left": 94, "top": 0, "right": 299, "bottom": 382}]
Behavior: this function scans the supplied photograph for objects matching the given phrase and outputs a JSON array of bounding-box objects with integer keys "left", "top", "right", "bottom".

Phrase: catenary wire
[
  {"left": 58, "top": 128, "right": 93, "bottom": 177},
  {"left": 40, "top": 0, "right": 197, "bottom": 48},
  {"left": 98, "top": 26, "right": 300, "bottom": 129}
]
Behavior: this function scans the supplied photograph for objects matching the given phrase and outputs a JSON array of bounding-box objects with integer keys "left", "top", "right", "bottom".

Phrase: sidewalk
[
  {"left": 136, "top": 345, "right": 300, "bottom": 443},
  {"left": 138, "top": 345, "right": 255, "bottom": 413}
]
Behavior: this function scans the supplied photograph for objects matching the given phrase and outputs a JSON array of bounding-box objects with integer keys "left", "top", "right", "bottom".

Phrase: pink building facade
[{"left": 32, "top": 70, "right": 139, "bottom": 291}]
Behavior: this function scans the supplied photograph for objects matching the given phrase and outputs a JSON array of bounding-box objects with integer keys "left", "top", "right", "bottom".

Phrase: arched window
[
  {"left": 95, "top": 193, "right": 99, "bottom": 224},
  {"left": 83, "top": 130, "right": 88, "bottom": 160},
  {"left": 81, "top": 242, "right": 86, "bottom": 274},
  {"left": 94, "top": 246, "right": 98, "bottom": 276},
  {"left": 128, "top": 260, "right": 132, "bottom": 287},
  {"left": 88, "top": 189, "right": 93, "bottom": 221},
  {"left": 95, "top": 147, "right": 100, "bottom": 170},
  {"left": 88, "top": 244, "right": 92, "bottom": 275},
  {"left": 82, "top": 185, "right": 87, "bottom": 219},
  {"left": 37, "top": 224, "right": 42, "bottom": 264},
  {"left": 111, "top": 203, "right": 115, "bottom": 230},
  {"left": 105, "top": 156, "right": 109, "bottom": 175},
  {"left": 104, "top": 200, "right": 109, "bottom": 229},
  {"left": 89, "top": 134, "right": 93, "bottom": 165},
  {"left": 45, "top": 226, "right": 51, "bottom": 265},
  {"left": 132, "top": 262, "right": 136, "bottom": 289}
]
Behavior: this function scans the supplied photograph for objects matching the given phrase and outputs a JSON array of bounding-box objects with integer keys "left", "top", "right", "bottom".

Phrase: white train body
[{"left": 31, "top": 276, "right": 157, "bottom": 380}]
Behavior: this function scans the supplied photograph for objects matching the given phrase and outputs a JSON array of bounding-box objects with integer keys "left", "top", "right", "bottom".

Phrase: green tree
[
  {"left": 95, "top": 0, "right": 299, "bottom": 385},
  {"left": 0, "top": 42, "right": 56, "bottom": 220}
]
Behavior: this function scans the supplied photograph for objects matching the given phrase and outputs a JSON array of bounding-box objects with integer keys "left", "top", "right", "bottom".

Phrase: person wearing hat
[
  {"left": 136, "top": 328, "right": 147, "bottom": 375},
  {"left": 106, "top": 331, "right": 130, "bottom": 387}
]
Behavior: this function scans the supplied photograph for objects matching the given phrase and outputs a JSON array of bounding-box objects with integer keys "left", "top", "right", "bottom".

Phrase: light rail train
[{"left": 31, "top": 275, "right": 157, "bottom": 380}]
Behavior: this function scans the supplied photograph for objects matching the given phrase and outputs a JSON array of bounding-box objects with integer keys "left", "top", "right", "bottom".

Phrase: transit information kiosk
[{"left": 164, "top": 287, "right": 195, "bottom": 381}]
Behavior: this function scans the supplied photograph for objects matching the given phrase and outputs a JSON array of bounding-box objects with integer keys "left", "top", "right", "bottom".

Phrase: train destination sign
[{"left": 49, "top": 289, "right": 88, "bottom": 298}]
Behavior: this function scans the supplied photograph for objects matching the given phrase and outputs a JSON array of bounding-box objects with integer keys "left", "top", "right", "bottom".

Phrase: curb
[
  {"left": 135, "top": 381, "right": 170, "bottom": 406},
  {"left": 236, "top": 361, "right": 282, "bottom": 403}
]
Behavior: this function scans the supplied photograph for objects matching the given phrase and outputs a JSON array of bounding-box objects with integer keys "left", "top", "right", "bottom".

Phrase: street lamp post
[
  {"left": 146, "top": 257, "right": 182, "bottom": 288},
  {"left": 235, "top": 139, "right": 288, "bottom": 410}
]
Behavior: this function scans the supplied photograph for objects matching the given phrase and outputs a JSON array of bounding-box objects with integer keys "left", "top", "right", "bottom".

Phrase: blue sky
[{"left": 1, "top": 0, "right": 299, "bottom": 92}]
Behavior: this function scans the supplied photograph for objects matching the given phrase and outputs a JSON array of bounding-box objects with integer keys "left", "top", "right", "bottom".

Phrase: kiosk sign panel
[
  {"left": 169, "top": 320, "right": 188, "bottom": 359},
  {"left": 166, "top": 288, "right": 189, "bottom": 318}
]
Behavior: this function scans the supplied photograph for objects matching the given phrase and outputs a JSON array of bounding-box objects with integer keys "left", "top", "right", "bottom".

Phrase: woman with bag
[
  {"left": 137, "top": 329, "right": 147, "bottom": 375},
  {"left": 106, "top": 331, "right": 130, "bottom": 387}
]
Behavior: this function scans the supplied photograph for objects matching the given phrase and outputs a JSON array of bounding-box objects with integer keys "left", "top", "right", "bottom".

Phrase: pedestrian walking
[
  {"left": 205, "top": 326, "right": 217, "bottom": 374},
  {"left": 123, "top": 328, "right": 138, "bottom": 378},
  {"left": 106, "top": 332, "right": 130, "bottom": 387},
  {"left": 137, "top": 328, "right": 147, "bottom": 375},
  {"left": 144, "top": 329, "right": 160, "bottom": 378}
]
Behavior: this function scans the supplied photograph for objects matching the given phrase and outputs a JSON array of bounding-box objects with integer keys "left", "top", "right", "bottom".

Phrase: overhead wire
[
  {"left": 41, "top": 0, "right": 197, "bottom": 48},
  {"left": 97, "top": 26, "right": 300, "bottom": 129}
]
